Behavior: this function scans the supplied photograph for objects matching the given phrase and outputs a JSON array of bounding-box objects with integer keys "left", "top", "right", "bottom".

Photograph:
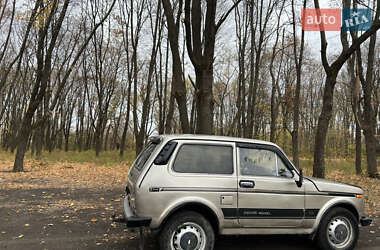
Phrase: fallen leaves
[
  {"left": 0, "top": 158, "right": 131, "bottom": 248},
  {"left": 326, "top": 170, "right": 380, "bottom": 216},
  {"left": 0, "top": 160, "right": 128, "bottom": 190}
]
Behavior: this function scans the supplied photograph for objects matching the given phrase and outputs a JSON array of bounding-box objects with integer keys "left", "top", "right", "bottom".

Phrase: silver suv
[{"left": 118, "top": 135, "right": 372, "bottom": 250}]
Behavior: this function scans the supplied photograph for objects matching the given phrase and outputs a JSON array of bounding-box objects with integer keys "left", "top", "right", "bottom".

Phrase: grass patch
[
  {"left": 0, "top": 149, "right": 136, "bottom": 166},
  {"left": 300, "top": 157, "right": 380, "bottom": 176},
  {"left": 299, "top": 158, "right": 361, "bottom": 176}
]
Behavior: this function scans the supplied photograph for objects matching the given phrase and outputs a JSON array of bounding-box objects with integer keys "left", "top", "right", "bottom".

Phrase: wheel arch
[
  {"left": 158, "top": 201, "right": 221, "bottom": 234},
  {"left": 312, "top": 199, "right": 360, "bottom": 235}
]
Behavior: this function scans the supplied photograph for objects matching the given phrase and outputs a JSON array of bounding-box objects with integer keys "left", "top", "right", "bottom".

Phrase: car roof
[{"left": 153, "top": 134, "right": 277, "bottom": 147}]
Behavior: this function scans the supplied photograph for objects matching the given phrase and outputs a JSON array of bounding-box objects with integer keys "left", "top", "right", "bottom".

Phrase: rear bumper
[
  {"left": 112, "top": 196, "right": 151, "bottom": 228},
  {"left": 360, "top": 216, "right": 372, "bottom": 227}
]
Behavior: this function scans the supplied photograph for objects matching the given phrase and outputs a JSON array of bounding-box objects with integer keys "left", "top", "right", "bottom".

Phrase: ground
[{"left": 1, "top": 157, "right": 380, "bottom": 250}]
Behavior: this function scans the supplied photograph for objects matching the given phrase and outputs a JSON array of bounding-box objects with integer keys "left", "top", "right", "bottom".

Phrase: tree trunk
[
  {"left": 165, "top": 80, "right": 175, "bottom": 134},
  {"left": 291, "top": 130, "right": 299, "bottom": 169},
  {"left": 362, "top": 98, "right": 378, "bottom": 177},
  {"left": 119, "top": 92, "right": 131, "bottom": 157},
  {"left": 313, "top": 73, "right": 337, "bottom": 178},
  {"left": 104, "top": 124, "right": 111, "bottom": 151},
  {"left": 95, "top": 117, "right": 103, "bottom": 157},
  {"left": 119, "top": 119, "right": 129, "bottom": 156},
  {"left": 363, "top": 128, "right": 378, "bottom": 177},
  {"left": 195, "top": 68, "right": 214, "bottom": 134},
  {"left": 161, "top": 0, "right": 190, "bottom": 133},
  {"left": 358, "top": 9, "right": 379, "bottom": 177},
  {"left": 270, "top": 83, "right": 276, "bottom": 142},
  {"left": 290, "top": 0, "right": 305, "bottom": 169},
  {"left": 64, "top": 135, "right": 69, "bottom": 152},
  {"left": 355, "top": 120, "right": 362, "bottom": 175},
  {"left": 135, "top": 133, "right": 144, "bottom": 157},
  {"left": 13, "top": 108, "right": 34, "bottom": 172}
]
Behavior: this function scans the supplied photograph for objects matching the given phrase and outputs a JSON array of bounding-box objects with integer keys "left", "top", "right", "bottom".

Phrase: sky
[
  {"left": 212, "top": 0, "right": 365, "bottom": 70},
  {"left": 304, "top": 0, "right": 345, "bottom": 57}
]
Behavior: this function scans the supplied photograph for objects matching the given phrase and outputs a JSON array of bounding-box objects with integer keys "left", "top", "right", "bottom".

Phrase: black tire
[
  {"left": 316, "top": 207, "right": 359, "bottom": 250},
  {"left": 159, "top": 211, "right": 215, "bottom": 250}
]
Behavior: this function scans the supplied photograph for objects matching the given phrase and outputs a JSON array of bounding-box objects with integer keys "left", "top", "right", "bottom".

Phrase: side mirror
[{"left": 293, "top": 168, "right": 303, "bottom": 188}]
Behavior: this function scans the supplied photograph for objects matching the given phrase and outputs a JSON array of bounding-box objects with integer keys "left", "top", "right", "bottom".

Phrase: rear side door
[{"left": 237, "top": 143, "right": 304, "bottom": 228}]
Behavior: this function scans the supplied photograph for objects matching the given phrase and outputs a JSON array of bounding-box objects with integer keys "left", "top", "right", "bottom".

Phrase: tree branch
[{"left": 216, "top": 0, "right": 242, "bottom": 30}]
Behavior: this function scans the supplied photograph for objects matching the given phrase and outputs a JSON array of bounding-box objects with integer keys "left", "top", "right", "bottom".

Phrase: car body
[{"left": 121, "top": 134, "right": 372, "bottom": 250}]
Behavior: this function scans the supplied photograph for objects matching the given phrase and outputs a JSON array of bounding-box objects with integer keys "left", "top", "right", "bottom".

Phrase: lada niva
[{"left": 118, "top": 134, "right": 372, "bottom": 250}]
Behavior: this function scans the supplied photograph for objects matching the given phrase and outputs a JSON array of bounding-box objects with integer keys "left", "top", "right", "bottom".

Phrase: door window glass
[
  {"left": 173, "top": 144, "right": 233, "bottom": 174},
  {"left": 239, "top": 147, "right": 293, "bottom": 177},
  {"left": 277, "top": 157, "right": 293, "bottom": 178},
  {"left": 240, "top": 148, "right": 277, "bottom": 176}
]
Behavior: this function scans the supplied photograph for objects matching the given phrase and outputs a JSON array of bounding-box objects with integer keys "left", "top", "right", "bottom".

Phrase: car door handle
[{"left": 239, "top": 180, "right": 255, "bottom": 188}]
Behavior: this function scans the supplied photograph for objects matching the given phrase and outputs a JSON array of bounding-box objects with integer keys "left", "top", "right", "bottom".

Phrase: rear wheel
[
  {"left": 159, "top": 211, "right": 215, "bottom": 250},
  {"left": 316, "top": 207, "right": 358, "bottom": 250}
]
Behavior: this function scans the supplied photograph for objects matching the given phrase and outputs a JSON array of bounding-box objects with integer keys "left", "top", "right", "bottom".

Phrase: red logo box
[{"left": 301, "top": 8, "right": 341, "bottom": 31}]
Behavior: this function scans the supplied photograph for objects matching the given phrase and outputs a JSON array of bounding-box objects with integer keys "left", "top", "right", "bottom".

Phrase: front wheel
[
  {"left": 316, "top": 207, "right": 359, "bottom": 250},
  {"left": 159, "top": 211, "right": 215, "bottom": 250}
]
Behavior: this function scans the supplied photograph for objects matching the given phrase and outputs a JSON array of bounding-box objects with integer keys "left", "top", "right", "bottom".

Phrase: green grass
[
  {"left": 0, "top": 149, "right": 137, "bottom": 166},
  {"left": 301, "top": 158, "right": 348, "bottom": 175},
  {"left": 299, "top": 158, "right": 375, "bottom": 176}
]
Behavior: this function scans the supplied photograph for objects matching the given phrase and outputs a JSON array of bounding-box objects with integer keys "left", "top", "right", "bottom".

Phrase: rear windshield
[{"left": 133, "top": 142, "right": 158, "bottom": 171}]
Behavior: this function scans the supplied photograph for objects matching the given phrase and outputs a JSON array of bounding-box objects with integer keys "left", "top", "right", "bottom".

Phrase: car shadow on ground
[
  {"left": 108, "top": 234, "right": 319, "bottom": 250},
  {"left": 215, "top": 235, "right": 318, "bottom": 250}
]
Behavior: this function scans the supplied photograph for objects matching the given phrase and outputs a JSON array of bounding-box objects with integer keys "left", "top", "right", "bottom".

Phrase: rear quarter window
[
  {"left": 173, "top": 144, "right": 233, "bottom": 175},
  {"left": 133, "top": 142, "right": 157, "bottom": 171}
]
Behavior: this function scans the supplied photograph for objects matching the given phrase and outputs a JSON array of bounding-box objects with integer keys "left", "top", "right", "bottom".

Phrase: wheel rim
[
  {"left": 170, "top": 222, "right": 207, "bottom": 250},
  {"left": 326, "top": 216, "right": 353, "bottom": 249}
]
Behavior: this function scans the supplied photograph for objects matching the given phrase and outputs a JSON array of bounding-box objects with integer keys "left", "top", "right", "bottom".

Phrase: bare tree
[
  {"left": 312, "top": 0, "right": 380, "bottom": 178},
  {"left": 162, "top": 0, "right": 190, "bottom": 133},
  {"left": 184, "top": 0, "right": 241, "bottom": 134},
  {"left": 290, "top": 0, "right": 306, "bottom": 169},
  {"left": 352, "top": 0, "right": 380, "bottom": 177},
  {"left": 269, "top": 1, "right": 285, "bottom": 142},
  {"left": 234, "top": 1, "right": 249, "bottom": 137},
  {"left": 13, "top": 0, "right": 116, "bottom": 172}
]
